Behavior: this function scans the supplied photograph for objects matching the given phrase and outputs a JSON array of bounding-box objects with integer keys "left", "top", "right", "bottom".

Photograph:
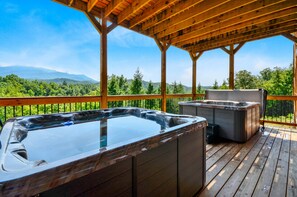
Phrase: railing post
[
  {"left": 189, "top": 51, "right": 203, "bottom": 100},
  {"left": 155, "top": 38, "right": 170, "bottom": 112},
  {"left": 85, "top": 12, "right": 117, "bottom": 109}
]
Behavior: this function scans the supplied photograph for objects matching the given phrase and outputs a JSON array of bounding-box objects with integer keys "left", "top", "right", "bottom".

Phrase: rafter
[
  {"left": 87, "top": 0, "right": 99, "bottom": 12},
  {"left": 104, "top": 0, "right": 126, "bottom": 18},
  {"left": 145, "top": 0, "right": 231, "bottom": 36},
  {"left": 139, "top": 0, "right": 203, "bottom": 30},
  {"left": 129, "top": 0, "right": 179, "bottom": 28},
  {"left": 161, "top": 0, "right": 292, "bottom": 43},
  {"left": 174, "top": 4, "right": 297, "bottom": 46},
  {"left": 283, "top": 32, "right": 297, "bottom": 42},
  {"left": 187, "top": 21, "right": 297, "bottom": 52},
  {"left": 117, "top": 0, "right": 152, "bottom": 24}
]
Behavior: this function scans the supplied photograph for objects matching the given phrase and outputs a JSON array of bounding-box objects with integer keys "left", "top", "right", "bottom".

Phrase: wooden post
[
  {"left": 283, "top": 32, "right": 297, "bottom": 123},
  {"left": 155, "top": 38, "right": 170, "bottom": 112},
  {"left": 221, "top": 42, "right": 245, "bottom": 89},
  {"left": 85, "top": 12, "right": 117, "bottom": 109},
  {"left": 189, "top": 52, "right": 203, "bottom": 100},
  {"left": 229, "top": 44, "right": 235, "bottom": 89},
  {"left": 292, "top": 33, "right": 297, "bottom": 123},
  {"left": 100, "top": 12, "right": 108, "bottom": 109}
]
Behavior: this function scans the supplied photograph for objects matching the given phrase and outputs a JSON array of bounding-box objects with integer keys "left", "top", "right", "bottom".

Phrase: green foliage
[
  {"left": 235, "top": 70, "right": 257, "bottom": 89},
  {"left": 130, "top": 67, "right": 143, "bottom": 95},
  {"left": 212, "top": 80, "right": 219, "bottom": 89}
]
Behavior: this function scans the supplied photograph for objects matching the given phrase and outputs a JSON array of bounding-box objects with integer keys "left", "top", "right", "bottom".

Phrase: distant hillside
[
  {"left": 0, "top": 65, "right": 98, "bottom": 83},
  {"left": 41, "top": 78, "right": 99, "bottom": 84}
]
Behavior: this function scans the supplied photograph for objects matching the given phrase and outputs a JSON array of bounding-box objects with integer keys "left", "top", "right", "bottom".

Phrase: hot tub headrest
[{"left": 205, "top": 89, "right": 267, "bottom": 117}]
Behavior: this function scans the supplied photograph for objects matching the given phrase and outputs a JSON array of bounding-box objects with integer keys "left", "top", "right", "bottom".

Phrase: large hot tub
[
  {"left": 0, "top": 107, "right": 207, "bottom": 197},
  {"left": 179, "top": 89, "right": 266, "bottom": 143}
]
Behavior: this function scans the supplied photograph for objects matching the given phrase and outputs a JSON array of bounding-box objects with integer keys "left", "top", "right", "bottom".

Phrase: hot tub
[
  {"left": 179, "top": 89, "right": 266, "bottom": 143},
  {"left": 0, "top": 107, "right": 207, "bottom": 197}
]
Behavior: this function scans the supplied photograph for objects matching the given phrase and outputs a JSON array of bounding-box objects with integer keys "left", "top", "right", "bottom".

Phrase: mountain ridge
[{"left": 0, "top": 65, "right": 98, "bottom": 83}]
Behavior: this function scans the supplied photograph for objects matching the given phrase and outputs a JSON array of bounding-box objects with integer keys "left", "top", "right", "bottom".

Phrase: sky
[{"left": 0, "top": 0, "right": 294, "bottom": 86}]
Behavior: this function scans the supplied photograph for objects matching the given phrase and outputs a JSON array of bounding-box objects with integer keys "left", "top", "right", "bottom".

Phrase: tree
[
  {"left": 130, "top": 68, "right": 143, "bottom": 94},
  {"left": 220, "top": 80, "right": 229, "bottom": 89},
  {"left": 212, "top": 80, "right": 219, "bottom": 89},
  {"left": 235, "top": 70, "right": 257, "bottom": 89}
]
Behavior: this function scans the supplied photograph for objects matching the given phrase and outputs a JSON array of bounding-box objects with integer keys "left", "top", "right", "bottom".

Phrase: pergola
[{"left": 53, "top": 0, "right": 297, "bottom": 112}]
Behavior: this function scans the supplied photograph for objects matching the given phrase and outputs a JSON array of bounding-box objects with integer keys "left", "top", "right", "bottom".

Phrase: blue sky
[{"left": 0, "top": 1, "right": 294, "bottom": 86}]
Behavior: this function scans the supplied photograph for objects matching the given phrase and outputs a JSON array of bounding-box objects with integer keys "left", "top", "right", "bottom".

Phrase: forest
[
  {"left": 0, "top": 65, "right": 293, "bottom": 98},
  {"left": 0, "top": 65, "right": 293, "bottom": 121}
]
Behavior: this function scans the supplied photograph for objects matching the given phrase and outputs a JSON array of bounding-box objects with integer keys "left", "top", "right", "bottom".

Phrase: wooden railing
[
  {"left": 264, "top": 95, "right": 297, "bottom": 126},
  {"left": 0, "top": 94, "right": 205, "bottom": 124},
  {"left": 0, "top": 94, "right": 295, "bottom": 127}
]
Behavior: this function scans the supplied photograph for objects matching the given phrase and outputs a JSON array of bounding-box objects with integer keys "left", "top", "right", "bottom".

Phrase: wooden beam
[
  {"left": 229, "top": 44, "right": 235, "bottom": 90},
  {"left": 154, "top": 38, "right": 170, "bottom": 112},
  {"left": 145, "top": 0, "right": 231, "bottom": 36},
  {"left": 189, "top": 52, "right": 203, "bottom": 100},
  {"left": 68, "top": 0, "right": 74, "bottom": 6},
  {"left": 182, "top": 14, "right": 297, "bottom": 50},
  {"left": 104, "top": 0, "right": 125, "bottom": 18},
  {"left": 185, "top": 16, "right": 297, "bottom": 52},
  {"left": 283, "top": 32, "right": 297, "bottom": 43},
  {"left": 171, "top": 0, "right": 296, "bottom": 45},
  {"left": 87, "top": 0, "right": 99, "bottom": 12},
  {"left": 189, "top": 25, "right": 297, "bottom": 53},
  {"left": 117, "top": 0, "right": 152, "bottom": 24},
  {"left": 100, "top": 10, "right": 108, "bottom": 109},
  {"left": 85, "top": 12, "right": 102, "bottom": 34},
  {"left": 293, "top": 32, "right": 297, "bottom": 123},
  {"left": 221, "top": 46, "right": 231, "bottom": 55},
  {"left": 107, "top": 22, "right": 118, "bottom": 33},
  {"left": 129, "top": 0, "right": 179, "bottom": 28},
  {"left": 140, "top": 0, "right": 203, "bottom": 30},
  {"left": 234, "top": 42, "right": 245, "bottom": 54}
]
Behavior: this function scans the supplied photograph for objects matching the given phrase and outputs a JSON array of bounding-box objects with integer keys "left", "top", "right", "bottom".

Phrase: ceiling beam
[
  {"left": 144, "top": 0, "right": 231, "bottom": 36},
  {"left": 139, "top": 0, "right": 203, "bottom": 30},
  {"left": 184, "top": 16, "right": 297, "bottom": 50},
  {"left": 161, "top": 0, "right": 291, "bottom": 43},
  {"left": 283, "top": 32, "right": 297, "bottom": 42},
  {"left": 175, "top": 6, "right": 297, "bottom": 47},
  {"left": 87, "top": 0, "right": 99, "bottom": 12},
  {"left": 186, "top": 21, "right": 297, "bottom": 52},
  {"left": 104, "top": 0, "right": 126, "bottom": 18},
  {"left": 129, "top": 0, "right": 179, "bottom": 28},
  {"left": 117, "top": 0, "right": 152, "bottom": 24}
]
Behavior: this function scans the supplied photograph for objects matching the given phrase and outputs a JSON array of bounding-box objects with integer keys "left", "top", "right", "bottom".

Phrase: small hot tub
[
  {"left": 179, "top": 89, "right": 267, "bottom": 143},
  {"left": 0, "top": 107, "right": 207, "bottom": 197}
]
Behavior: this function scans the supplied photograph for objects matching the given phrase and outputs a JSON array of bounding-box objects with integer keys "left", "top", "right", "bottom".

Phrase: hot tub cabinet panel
[
  {"left": 0, "top": 108, "right": 207, "bottom": 196},
  {"left": 179, "top": 101, "right": 260, "bottom": 142},
  {"left": 41, "top": 157, "right": 133, "bottom": 197}
]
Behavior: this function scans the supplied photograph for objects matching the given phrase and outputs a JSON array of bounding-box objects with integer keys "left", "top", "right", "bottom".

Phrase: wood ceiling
[{"left": 54, "top": 0, "right": 297, "bottom": 52}]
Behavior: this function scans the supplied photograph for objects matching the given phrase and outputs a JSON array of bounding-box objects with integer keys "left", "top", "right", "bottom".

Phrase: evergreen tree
[{"left": 212, "top": 80, "right": 219, "bottom": 89}]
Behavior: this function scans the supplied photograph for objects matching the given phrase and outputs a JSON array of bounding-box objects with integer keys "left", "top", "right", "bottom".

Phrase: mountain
[{"left": 0, "top": 66, "right": 98, "bottom": 83}]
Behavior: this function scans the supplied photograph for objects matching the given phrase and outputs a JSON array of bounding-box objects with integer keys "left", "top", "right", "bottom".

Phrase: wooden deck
[{"left": 198, "top": 126, "right": 297, "bottom": 197}]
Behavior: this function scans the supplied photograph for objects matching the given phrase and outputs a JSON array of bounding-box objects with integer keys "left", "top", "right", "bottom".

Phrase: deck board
[{"left": 198, "top": 126, "right": 297, "bottom": 197}]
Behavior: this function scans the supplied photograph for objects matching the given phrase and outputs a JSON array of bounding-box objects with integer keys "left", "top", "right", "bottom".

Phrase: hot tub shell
[
  {"left": 179, "top": 89, "right": 265, "bottom": 142},
  {"left": 0, "top": 108, "right": 207, "bottom": 197}
]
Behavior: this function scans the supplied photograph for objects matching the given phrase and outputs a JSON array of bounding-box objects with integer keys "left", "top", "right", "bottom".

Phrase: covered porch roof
[{"left": 54, "top": 0, "right": 297, "bottom": 52}]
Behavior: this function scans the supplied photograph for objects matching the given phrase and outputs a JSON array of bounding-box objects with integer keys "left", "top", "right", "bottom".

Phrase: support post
[
  {"left": 292, "top": 33, "right": 297, "bottom": 124},
  {"left": 100, "top": 11, "right": 108, "bottom": 109},
  {"left": 155, "top": 38, "right": 170, "bottom": 112},
  {"left": 189, "top": 52, "right": 203, "bottom": 100},
  {"left": 85, "top": 12, "right": 117, "bottom": 109},
  {"left": 221, "top": 42, "right": 245, "bottom": 89},
  {"left": 229, "top": 44, "right": 235, "bottom": 89}
]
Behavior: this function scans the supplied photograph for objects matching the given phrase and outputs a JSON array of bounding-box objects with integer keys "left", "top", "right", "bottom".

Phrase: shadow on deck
[{"left": 198, "top": 126, "right": 297, "bottom": 197}]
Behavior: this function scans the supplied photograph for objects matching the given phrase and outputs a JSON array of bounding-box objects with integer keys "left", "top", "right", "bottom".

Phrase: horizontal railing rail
[{"left": 1, "top": 94, "right": 296, "bottom": 127}]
